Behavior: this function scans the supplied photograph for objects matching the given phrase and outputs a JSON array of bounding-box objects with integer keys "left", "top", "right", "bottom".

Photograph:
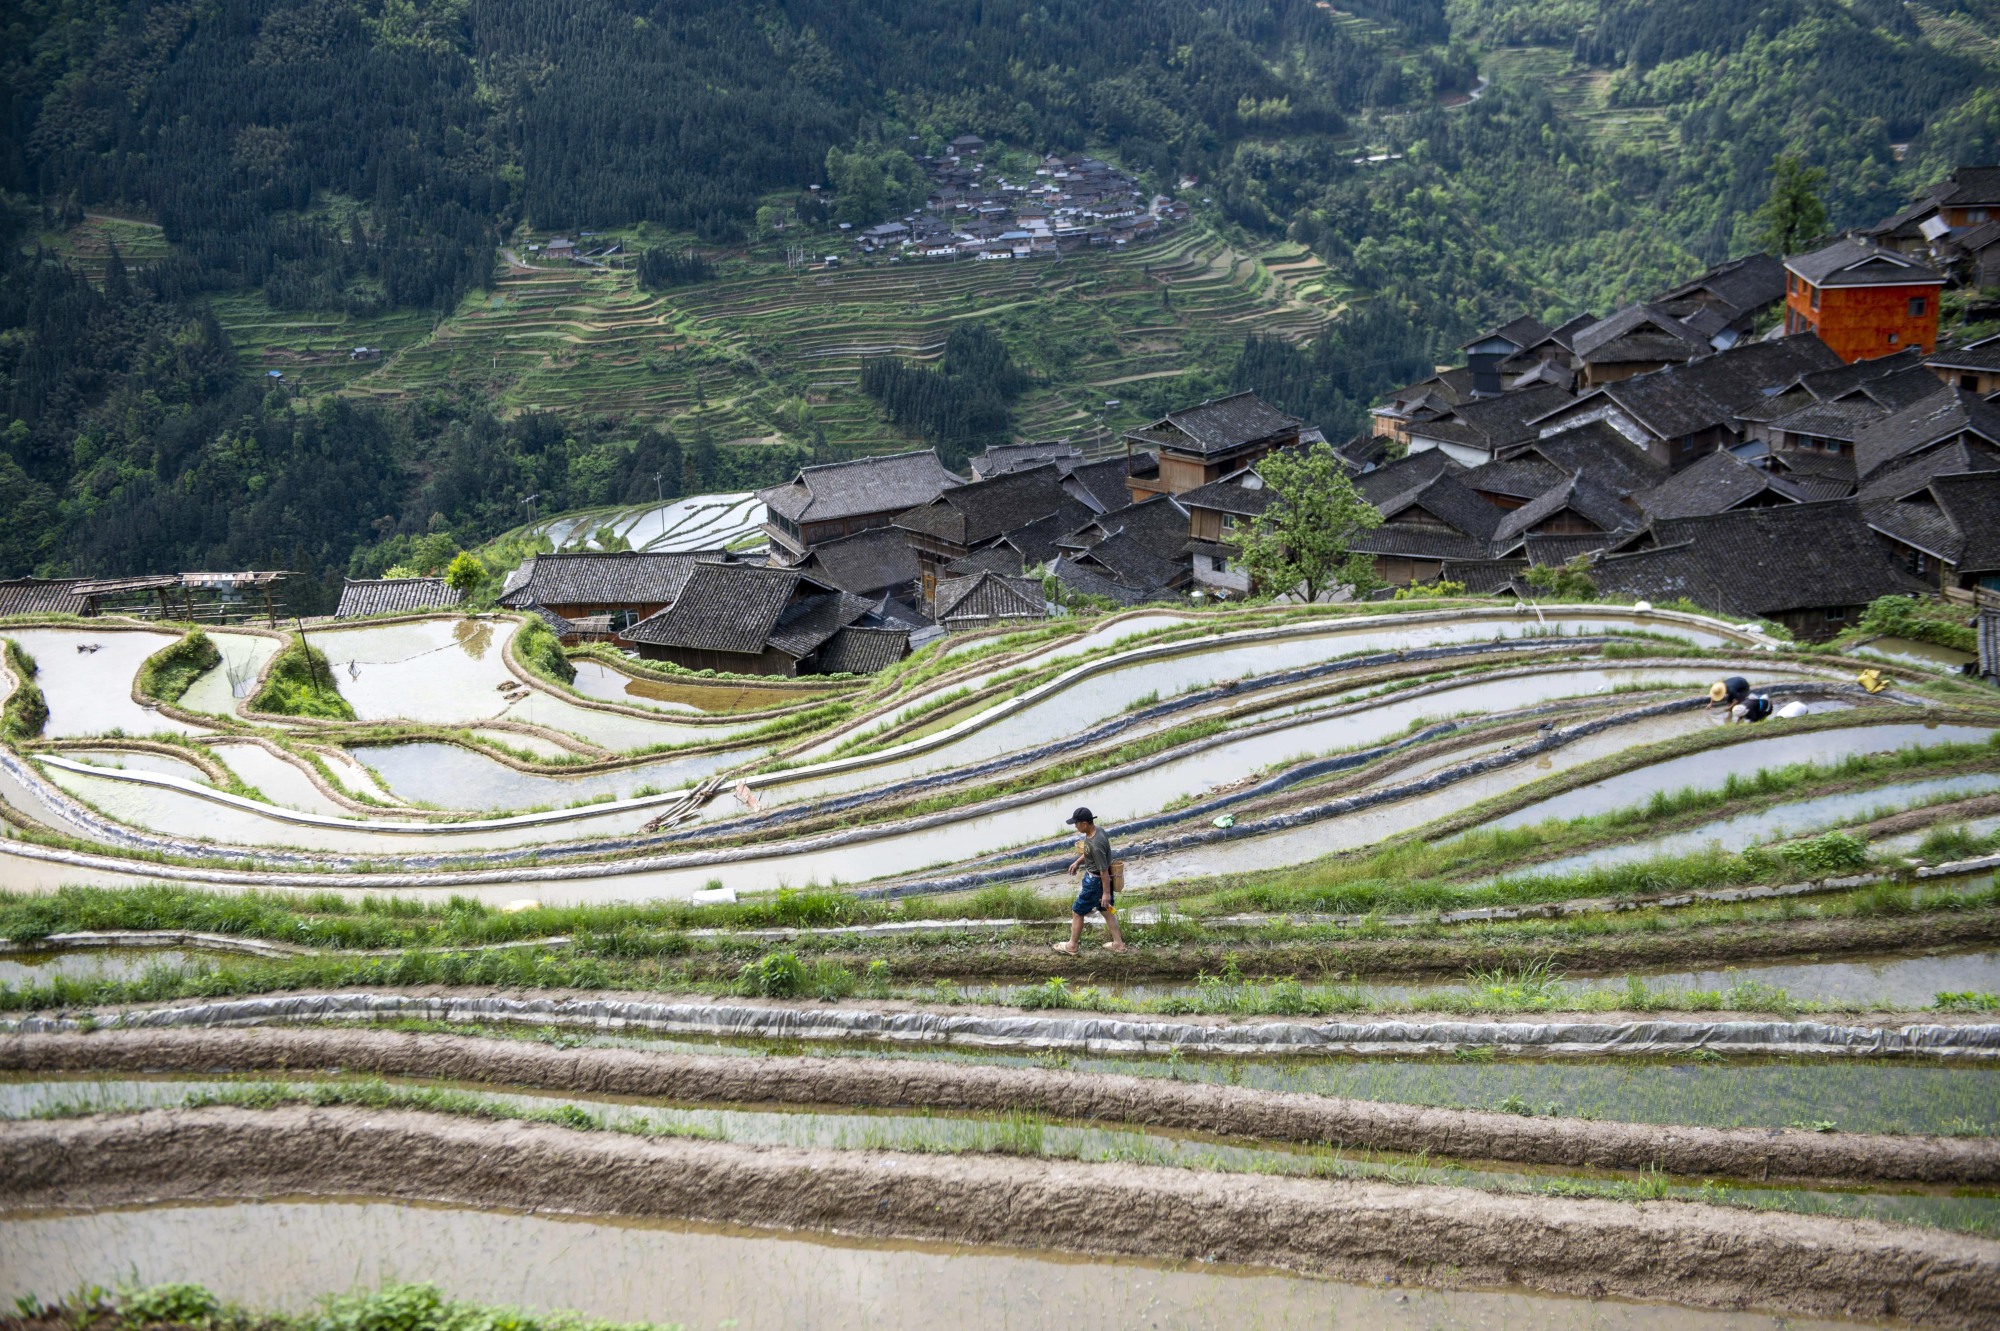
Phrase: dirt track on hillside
[
  {"left": 1, "top": 1105, "right": 1995, "bottom": 1326},
  {"left": 6, "top": 1026, "right": 1996, "bottom": 1186}
]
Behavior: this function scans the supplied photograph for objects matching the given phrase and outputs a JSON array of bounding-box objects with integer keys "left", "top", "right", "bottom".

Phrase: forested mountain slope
[{"left": 1, "top": 0, "right": 1995, "bottom": 600}]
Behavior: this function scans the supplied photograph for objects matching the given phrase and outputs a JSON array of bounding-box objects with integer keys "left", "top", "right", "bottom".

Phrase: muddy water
[
  {"left": 1078, "top": 949, "right": 2000, "bottom": 1013},
  {"left": 37, "top": 759, "right": 664, "bottom": 852},
  {"left": 350, "top": 741, "right": 743, "bottom": 813},
  {"left": 3, "top": 629, "right": 203, "bottom": 738},
  {"left": 568, "top": 660, "right": 838, "bottom": 716},
  {"left": 4, "top": 1074, "right": 1993, "bottom": 1236},
  {"left": 585, "top": 1031, "right": 2000, "bottom": 1140},
  {"left": 0, "top": 949, "right": 229, "bottom": 988},
  {"left": 568, "top": 659, "right": 703, "bottom": 712},
  {"left": 63, "top": 749, "right": 214, "bottom": 784},
  {"left": 313, "top": 619, "right": 754, "bottom": 752},
  {"left": 781, "top": 617, "right": 1751, "bottom": 796},
  {"left": 1130, "top": 712, "right": 1709, "bottom": 889},
  {"left": 209, "top": 743, "right": 353, "bottom": 816},
  {"left": 1855, "top": 636, "right": 1978, "bottom": 671},
  {"left": 0, "top": 1199, "right": 1875, "bottom": 1330},
  {"left": 177, "top": 631, "right": 279, "bottom": 717},
  {"left": 1490, "top": 724, "right": 1997, "bottom": 829},
  {"left": 1482, "top": 773, "right": 2000, "bottom": 883}
]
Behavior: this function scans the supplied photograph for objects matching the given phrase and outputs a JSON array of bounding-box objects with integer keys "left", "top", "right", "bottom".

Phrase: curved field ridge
[
  {"left": 9, "top": 1027, "right": 1996, "bottom": 1186},
  {"left": 11, "top": 992, "right": 1999, "bottom": 1058},
  {"left": 1, "top": 1106, "right": 1994, "bottom": 1325}
]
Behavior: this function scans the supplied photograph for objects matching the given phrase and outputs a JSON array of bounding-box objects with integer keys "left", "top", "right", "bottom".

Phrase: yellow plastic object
[{"left": 1857, "top": 668, "right": 1887, "bottom": 694}]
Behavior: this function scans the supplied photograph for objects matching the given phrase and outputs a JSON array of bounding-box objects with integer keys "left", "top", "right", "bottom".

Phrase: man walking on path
[{"left": 1054, "top": 806, "right": 1128, "bottom": 955}]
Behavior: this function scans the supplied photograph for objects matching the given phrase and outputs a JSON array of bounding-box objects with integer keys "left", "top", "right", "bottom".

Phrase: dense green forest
[{"left": 1, "top": 0, "right": 1996, "bottom": 601}]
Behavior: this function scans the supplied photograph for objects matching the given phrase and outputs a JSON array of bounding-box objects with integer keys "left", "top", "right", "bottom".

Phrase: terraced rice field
[
  {"left": 1481, "top": 46, "right": 1681, "bottom": 156},
  {"left": 3, "top": 596, "right": 1999, "bottom": 1326},
  {"left": 242, "top": 224, "right": 1336, "bottom": 451}
]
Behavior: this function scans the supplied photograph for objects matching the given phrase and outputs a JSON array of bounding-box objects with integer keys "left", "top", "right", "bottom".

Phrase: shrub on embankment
[
  {"left": 515, "top": 615, "right": 576, "bottom": 685},
  {"left": 136, "top": 627, "right": 221, "bottom": 704},
  {"left": 1, "top": 638, "right": 48, "bottom": 740},
  {"left": 248, "top": 635, "right": 354, "bottom": 720},
  {"left": 1857, "top": 595, "right": 1977, "bottom": 653}
]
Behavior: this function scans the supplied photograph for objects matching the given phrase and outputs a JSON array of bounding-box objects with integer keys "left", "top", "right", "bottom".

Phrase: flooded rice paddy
[
  {"left": 62, "top": 748, "right": 213, "bottom": 784},
  {"left": 1489, "top": 724, "right": 1996, "bottom": 829},
  {"left": 3, "top": 629, "right": 202, "bottom": 738},
  {"left": 176, "top": 631, "right": 279, "bottom": 716},
  {"left": 1854, "top": 637, "right": 1978, "bottom": 671},
  {"left": 0, "top": 949, "right": 231, "bottom": 987},
  {"left": 349, "top": 741, "right": 745, "bottom": 813},
  {"left": 0, "top": 1197, "right": 1879, "bottom": 1330},
  {"left": 1, "top": 1072, "right": 1994, "bottom": 1237},
  {"left": 1482, "top": 772, "right": 2000, "bottom": 883}
]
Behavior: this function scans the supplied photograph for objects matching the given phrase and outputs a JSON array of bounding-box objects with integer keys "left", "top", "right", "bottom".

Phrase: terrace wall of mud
[
  {"left": 11, "top": 991, "right": 2000, "bottom": 1058},
  {"left": 2, "top": 1105, "right": 1993, "bottom": 1325},
  {"left": 10, "top": 1026, "right": 1997, "bottom": 1186}
]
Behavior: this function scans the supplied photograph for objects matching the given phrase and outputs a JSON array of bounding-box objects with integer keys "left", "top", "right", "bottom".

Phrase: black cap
[{"left": 1065, "top": 807, "right": 1094, "bottom": 825}]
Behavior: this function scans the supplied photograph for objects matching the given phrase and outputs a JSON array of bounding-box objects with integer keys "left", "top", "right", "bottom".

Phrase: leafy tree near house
[
  {"left": 444, "top": 551, "right": 487, "bottom": 595},
  {"left": 1524, "top": 555, "right": 1597, "bottom": 601},
  {"left": 1753, "top": 155, "right": 1829, "bottom": 257},
  {"left": 1238, "top": 441, "right": 1382, "bottom": 603}
]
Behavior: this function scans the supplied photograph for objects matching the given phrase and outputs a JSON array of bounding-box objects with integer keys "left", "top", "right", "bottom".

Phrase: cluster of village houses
[
  {"left": 848, "top": 135, "right": 1186, "bottom": 261},
  {"left": 4, "top": 170, "right": 1997, "bottom": 683}
]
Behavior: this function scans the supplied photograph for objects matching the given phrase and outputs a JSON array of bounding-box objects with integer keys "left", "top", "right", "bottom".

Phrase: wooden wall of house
[
  {"left": 628, "top": 643, "right": 800, "bottom": 675},
  {"left": 1371, "top": 555, "right": 1446, "bottom": 585},
  {"left": 544, "top": 600, "right": 669, "bottom": 624},
  {"left": 1769, "top": 604, "right": 1863, "bottom": 642},
  {"left": 1786, "top": 282, "right": 1940, "bottom": 362},
  {"left": 1933, "top": 364, "right": 2000, "bottom": 395}
]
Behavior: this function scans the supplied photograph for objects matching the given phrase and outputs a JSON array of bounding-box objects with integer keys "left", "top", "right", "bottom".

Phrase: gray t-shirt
[{"left": 1080, "top": 827, "right": 1113, "bottom": 880}]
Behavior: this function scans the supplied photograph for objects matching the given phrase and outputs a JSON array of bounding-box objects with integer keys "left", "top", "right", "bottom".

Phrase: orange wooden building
[{"left": 1783, "top": 236, "right": 1943, "bottom": 364}]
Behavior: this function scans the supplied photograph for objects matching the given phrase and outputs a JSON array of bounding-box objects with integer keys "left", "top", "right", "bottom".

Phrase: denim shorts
[{"left": 1072, "top": 871, "right": 1106, "bottom": 916}]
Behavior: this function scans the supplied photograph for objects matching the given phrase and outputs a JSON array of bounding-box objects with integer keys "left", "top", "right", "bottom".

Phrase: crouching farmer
[{"left": 1054, "top": 806, "right": 1128, "bottom": 955}]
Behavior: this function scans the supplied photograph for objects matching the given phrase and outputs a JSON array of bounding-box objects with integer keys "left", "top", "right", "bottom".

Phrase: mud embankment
[
  {"left": 1, "top": 1106, "right": 1994, "bottom": 1326},
  {"left": 6, "top": 1027, "right": 1998, "bottom": 1187}
]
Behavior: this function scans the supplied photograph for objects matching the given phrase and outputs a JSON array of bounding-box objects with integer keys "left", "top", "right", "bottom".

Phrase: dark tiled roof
[
  {"left": 1541, "top": 313, "right": 1599, "bottom": 352},
  {"left": 1953, "top": 219, "right": 2000, "bottom": 255},
  {"left": 1853, "top": 387, "right": 2000, "bottom": 480},
  {"left": 1653, "top": 253, "right": 1786, "bottom": 318},
  {"left": 498, "top": 551, "right": 725, "bottom": 609},
  {"left": 1765, "top": 397, "right": 1888, "bottom": 442},
  {"left": 812, "top": 625, "right": 910, "bottom": 675},
  {"left": 798, "top": 527, "right": 919, "bottom": 597},
  {"left": 758, "top": 450, "right": 961, "bottom": 523},
  {"left": 944, "top": 548, "right": 1025, "bottom": 577},
  {"left": 1930, "top": 338, "right": 2000, "bottom": 374},
  {"left": 1371, "top": 472, "right": 1503, "bottom": 541},
  {"left": 1933, "top": 166, "right": 2000, "bottom": 208},
  {"left": 1407, "top": 383, "right": 1574, "bottom": 453},
  {"left": 334, "top": 577, "right": 464, "bottom": 619},
  {"left": 1492, "top": 472, "right": 1635, "bottom": 543},
  {"left": 1862, "top": 367, "right": 1956, "bottom": 411},
  {"left": 1523, "top": 532, "right": 1617, "bottom": 566},
  {"left": 1439, "top": 557, "right": 1529, "bottom": 593},
  {"left": 1461, "top": 315, "right": 1551, "bottom": 351},
  {"left": 1062, "top": 456, "right": 1143, "bottom": 513},
  {"left": 934, "top": 571, "right": 1048, "bottom": 622},
  {"left": 527, "top": 605, "right": 575, "bottom": 638},
  {"left": 893, "top": 464, "right": 1090, "bottom": 548},
  {"left": 1375, "top": 367, "right": 1478, "bottom": 414},
  {"left": 1764, "top": 450, "right": 1858, "bottom": 501},
  {"left": 994, "top": 507, "right": 1091, "bottom": 567},
  {"left": 621, "top": 564, "right": 834, "bottom": 656},
  {"left": 1355, "top": 450, "right": 1460, "bottom": 504},
  {"left": 1570, "top": 304, "right": 1711, "bottom": 363},
  {"left": 1636, "top": 450, "right": 1805, "bottom": 519},
  {"left": 1068, "top": 496, "right": 1192, "bottom": 566},
  {"left": 1178, "top": 468, "right": 1275, "bottom": 518},
  {"left": 1930, "top": 472, "right": 2000, "bottom": 572},
  {"left": 970, "top": 440, "right": 1082, "bottom": 479},
  {"left": 0, "top": 577, "right": 88, "bottom": 618},
  {"left": 1568, "top": 336, "right": 1840, "bottom": 441},
  {"left": 1595, "top": 501, "right": 1923, "bottom": 615},
  {"left": 1856, "top": 438, "right": 2000, "bottom": 503},
  {"left": 1047, "top": 558, "right": 1153, "bottom": 606},
  {"left": 1514, "top": 420, "right": 1670, "bottom": 496},
  {"left": 1123, "top": 391, "right": 1300, "bottom": 458},
  {"left": 767, "top": 591, "right": 875, "bottom": 659},
  {"left": 1074, "top": 531, "right": 1183, "bottom": 590},
  {"left": 1785, "top": 236, "right": 1943, "bottom": 288},
  {"left": 1349, "top": 523, "right": 1490, "bottom": 562},
  {"left": 1796, "top": 347, "right": 1924, "bottom": 400},
  {"left": 1461, "top": 457, "right": 1565, "bottom": 500}
]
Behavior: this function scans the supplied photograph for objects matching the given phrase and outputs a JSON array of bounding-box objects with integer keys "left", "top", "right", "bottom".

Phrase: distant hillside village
[
  {"left": 844, "top": 137, "right": 1186, "bottom": 262},
  {"left": 5, "top": 168, "right": 1998, "bottom": 685}
]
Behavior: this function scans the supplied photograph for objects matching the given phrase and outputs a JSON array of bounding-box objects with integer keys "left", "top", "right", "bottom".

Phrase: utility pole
[
  {"left": 654, "top": 471, "right": 664, "bottom": 505},
  {"left": 522, "top": 493, "right": 539, "bottom": 526},
  {"left": 293, "top": 617, "right": 325, "bottom": 696}
]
